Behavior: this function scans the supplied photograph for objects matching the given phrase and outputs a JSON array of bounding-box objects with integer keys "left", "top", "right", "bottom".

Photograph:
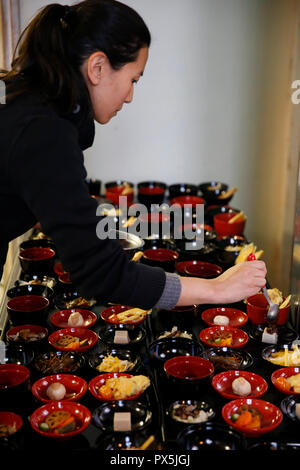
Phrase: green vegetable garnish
[
  {"left": 39, "top": 422, "right": 50, "bottom": 432},
  {"left": 231, "top": 413, "right": 240, "bottom": 422}
]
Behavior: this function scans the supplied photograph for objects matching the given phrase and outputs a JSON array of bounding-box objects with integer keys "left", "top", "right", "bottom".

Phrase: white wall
[
  {"left": 20, "top": 0, "right": 267, "bottom": 214},
  {"left": 20, "top": 0, "right": 298, "bottom": 289}
]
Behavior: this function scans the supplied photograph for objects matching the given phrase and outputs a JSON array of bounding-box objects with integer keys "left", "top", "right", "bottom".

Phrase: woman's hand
[
  {"left": 176, "top": 260, "right": 267, "bottom": 306},
  {"left": 210, "top": 260, "right": 267, "bottom": 304}
]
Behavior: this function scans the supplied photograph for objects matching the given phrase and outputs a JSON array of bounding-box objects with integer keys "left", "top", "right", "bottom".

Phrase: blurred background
[{"left": 0, "top": 0, "right": 299, "bottom": 301}]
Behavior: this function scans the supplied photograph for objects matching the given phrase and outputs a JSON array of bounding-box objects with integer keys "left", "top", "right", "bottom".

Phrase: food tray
[{"left": 1, "top": 226, "right": 299, "bottom": 454}]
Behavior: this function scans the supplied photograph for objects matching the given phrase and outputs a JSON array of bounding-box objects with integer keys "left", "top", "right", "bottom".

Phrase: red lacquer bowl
[
  {"left": 0, "top": 411, "right": 23, "bottom": 436},
  {"left": 0, "top": 364, "right": 30, "bottom": 390},
  {"left": 31, "top": 374, "right": 87, "bottom": 403},
  {"left": 184, "top": 261, "right": 222, "bottom": 278},
  {"left": 30, "top": 401, "right": 91, "bottom": 439},
  {"left": 143, "top": 248, "right": 179, "bottom": 262},
  {"left": 201, "top": 307, "right": 248, "bottom": 328},
  {"left": 222, "top": 398, "right": 282, "bottom": 436},
  {"left": 246, "top": 293, "right": 290, "bottom": 325},
  {"left": 214, "top": 212, "right": 246, "bottom": 236},
  {"left": 48, "top": 327, "right": 98, "bottom": 352},
  {"left": 212, "top": 370, "right": 268, "bottom": 399},
  {"left": 88, "top": 373, "right": 148, "bottom": 401},
  {"left": 6, "top": 324, "right": 48, "bottom": 344},
  {"left": 49, "top": 309, "right": 98, "bottom": 329},
  {"left": 170, "top": 195, "right": 205, "bottom": 208},
  {"left": 271, "top": 367, "right": 300, "bottom": 395},
  {"left": 199, "top": 326, "right": 249, "bottom": 349},
  {"left": 164, "top": 356, "right": 214, "bottom": 381},
  {"left": 54, "top": 262, "right": 67, "bottom": 276},
  {"left": 100, "top": 304, "right": 148, "bottom": 326}
]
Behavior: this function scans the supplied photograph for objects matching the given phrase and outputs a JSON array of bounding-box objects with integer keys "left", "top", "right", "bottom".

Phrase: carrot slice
[
  {"left": 245, "top": 415, "right": 261, "bottom": 429},
  {"left": 235, "top": 411, "right": 252, "bottom": 427}
]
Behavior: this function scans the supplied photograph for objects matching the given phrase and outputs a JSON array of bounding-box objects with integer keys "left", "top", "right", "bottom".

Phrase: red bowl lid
[
  {"left": 164, "top": 356, "right": 214, "bottom": 380},
  {"left": 0, "top": 364, "right": 30, "bottom": 389},
  {"left": 7, "top": 295, "right": 49, "bottom": 312},
  {"left": 19, "top": 247, "right": 55, "bottom": 261},
  {"left": 143, "top": 248, "right": 179, "bottom": 262},
  {"left": 184, "top": 261, "right": 222, "bottom": 278}
]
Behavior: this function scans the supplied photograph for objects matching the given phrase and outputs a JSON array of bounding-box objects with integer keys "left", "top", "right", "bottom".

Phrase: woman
[{"left": 0, "top": 0, "right": 266, "bottom": 310}]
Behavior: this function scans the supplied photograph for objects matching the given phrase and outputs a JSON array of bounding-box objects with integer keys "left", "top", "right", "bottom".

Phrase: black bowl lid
[
  {"left": 177, "top": 422, "right": 246, "bottom": 450},
  {"left": 93, "top": 400, "right": 152, "bottom": 432},
  {"left": 148, "top": 337, "right": 203, "bottom": 362}
]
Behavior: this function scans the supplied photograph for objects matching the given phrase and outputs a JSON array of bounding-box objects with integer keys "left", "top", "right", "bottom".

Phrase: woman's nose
[{"left": 125, "top": 85, "right": 134, "bottom": 103}]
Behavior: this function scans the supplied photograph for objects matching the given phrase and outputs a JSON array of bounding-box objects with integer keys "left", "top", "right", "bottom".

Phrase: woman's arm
[{"left": 176, "top": 260, "right": 267, "bottom": 306}]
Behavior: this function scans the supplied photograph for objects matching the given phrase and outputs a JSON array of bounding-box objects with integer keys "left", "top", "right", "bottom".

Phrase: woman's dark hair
[{"left": 1, "top": 0, "right": 151, "bottom": 115}]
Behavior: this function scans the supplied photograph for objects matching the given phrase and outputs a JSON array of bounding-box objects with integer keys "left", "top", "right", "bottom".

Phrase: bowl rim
[
  {"left": 0, "top": 411, "right": 23, "bottom": 434},
  {"left": 211, "top": 370, "right": 268, "bottom": 399},
  {"left": 88, "top": 372, "right": 146, "bottom": 401},
  {"left": 199, "top": 325, "right": 249, "bottom": 348},
  {"left": 31, "top": 373, "right": 88, "bottom": 403},
  {"left": 271, "top": 366, "right": 300, "bottom": 394},
  {"left": 7, "top": 294, "right": 50, "bottom": 311},
  {"left": 19, "top": 247, "right": 56, "bottom": 261},
  {"left": 0, "top": 363, "right": 30, "bottom": 387},
  {"left": 221, "top": 397, "right": 283, "bottom": 435},
  {"left": 30, "top": 400, "right": 91, "bottom": 438},
  {"left": 49, "top": 309, "right": 98, "bottom": 328},
  {"left": 48, "top": 327, "right": 98, "bottom": 351},
  {"left": 6, "top": 324, "right": 49, "bottom": 342},
  {"left": 163, "top": 355, "right": 214, "bottom": 380},
  {"left": 201, "top": 307, "right": 248, "bottom": 327}
]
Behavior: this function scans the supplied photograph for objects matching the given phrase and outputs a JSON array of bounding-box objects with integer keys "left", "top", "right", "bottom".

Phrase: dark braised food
[
  {"left": 34, "top": 353, "right": 80, "bottom": 374},
  {"left": 172, "top": 404, "right": 214, "bottom": 423},
  {"left": 208, "top": 352, "right": 243, "bottom": 370}
]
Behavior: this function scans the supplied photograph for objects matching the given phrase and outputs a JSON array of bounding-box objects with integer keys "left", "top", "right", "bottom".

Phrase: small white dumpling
[
  {"left": 68, "top": 311, "right": 84, "bottom": 327},
  {"left": 232, "top": 377, "right": 251, "bottom": 396},
  {"left": 46, "top": 382, "right": 66, "bottom": 400},
  {"left": 213, "top": 315, "right": 229, "bottom": 326}
]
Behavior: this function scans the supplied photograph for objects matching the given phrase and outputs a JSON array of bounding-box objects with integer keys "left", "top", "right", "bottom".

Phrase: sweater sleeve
[{"left": 9, "top": 115, "right": 168, "bottom": 309}]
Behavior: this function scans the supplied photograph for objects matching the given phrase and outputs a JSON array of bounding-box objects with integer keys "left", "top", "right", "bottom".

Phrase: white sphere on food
[
  {"left": 68, "top": 311, "right": 84, "bottom": 327},
  {"left": 232, "top": 377, "right": 251, "bottom": 396},
  {"left": 213, "top": 315, "right": 229, "bottom": 326},
  {"left": 46, "top": 382, "right": 66, "bottom": 400}
]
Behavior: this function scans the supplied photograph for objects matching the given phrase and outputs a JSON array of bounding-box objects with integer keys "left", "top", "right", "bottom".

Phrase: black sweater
[{"left": 0, "top": 93, "right": 168, "bottom": 308}]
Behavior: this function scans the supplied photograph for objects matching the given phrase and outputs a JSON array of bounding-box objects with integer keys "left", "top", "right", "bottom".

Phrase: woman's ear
[{"left": 85, "top": 51, "right": 107, "bottom": 86}]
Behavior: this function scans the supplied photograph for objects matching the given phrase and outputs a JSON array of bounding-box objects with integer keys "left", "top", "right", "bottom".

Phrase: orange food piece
[
  {"left": 99, "top": 384, "right": 113, "bottom": 400},
  {"left": 275, "top": 376, "right": 291, "bottom": 392},
  {"left": 235, "top": 411, "right": 252, "bottom": 427},
  {"left": 65, "top": 341, "right": 80, "bottom": 349},
  {"left": 245, "top": 414, "right": 261, "bottom": 429}
]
